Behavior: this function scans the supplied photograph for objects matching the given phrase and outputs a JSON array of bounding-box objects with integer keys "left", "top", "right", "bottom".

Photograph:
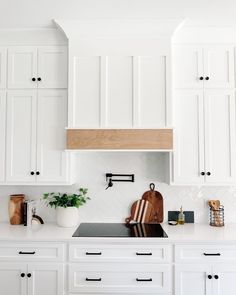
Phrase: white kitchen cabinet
[
  {"left": 8, "top": 46, "right": 67, "bottom": 89},
  {"left": 173, "top": 89, "right": 236, "bottom": 185},
  {"left": 212, "top": 264, "right": 236, "bottom": 295},
  {"left": 0, "top": 48, "right": 7, "bottom": 88},
  {"left": 72, "top": 55, "right": 169, "bottom": 128},
  {"left": 0, "top": 91, "right": 6, "bottom": 182},
  {"left": 6, "top": 90, "right": 69, "bottom": 184},
  {"left": 173, "top": 45, "right": 234, "bottom": 89}
]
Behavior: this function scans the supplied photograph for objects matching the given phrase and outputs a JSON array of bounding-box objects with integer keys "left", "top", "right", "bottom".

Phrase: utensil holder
[{"left": 210, "top": 205, "right": 224, "bottom": 227}]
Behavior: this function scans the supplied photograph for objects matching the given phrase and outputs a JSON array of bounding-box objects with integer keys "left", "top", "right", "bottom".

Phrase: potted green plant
[{"left": 43, "top": 188, "right": 89, "bottom": 227}]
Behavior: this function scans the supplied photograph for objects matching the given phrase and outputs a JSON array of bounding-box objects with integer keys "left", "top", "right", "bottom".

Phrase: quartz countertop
[{"left": 0, "top": 222, "right": 236, "bottom": 243}]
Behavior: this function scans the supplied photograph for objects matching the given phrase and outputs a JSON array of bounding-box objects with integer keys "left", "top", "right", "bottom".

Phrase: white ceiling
[{"left": 1, "top": 0, "right": 236, "bottom": 29}]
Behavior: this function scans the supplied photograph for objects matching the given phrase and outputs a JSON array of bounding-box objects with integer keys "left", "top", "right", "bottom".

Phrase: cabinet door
[
  {"left": 0, "top": 48, "right": 6, "bottom": 89},
  {"left": 36, "top": 90, "right": 68, "bottom": 183},
  {"left": 0, "top": 91, "right": 6, "bottom": 182},
  {"left": 213, "top": 264, "right": 236, "bottom": 295},
  {"left": 172, "top": 90, "right": 205, "bottom": 184},
  {"left": 28, "top": 263, "right": 64, "bottom": 295},
  {"left": 204, "top": 90, "right": 236, "bottom": 184},
  {"left": 204, "top": 46, "right": 234, "bottom": 88},
  {"left": 8, "top": 47, "right": 37, "bottom": 89},
  {"left": 38, "top": 46, "right": 67, "bottom": 89},
  {"left": 0, "top": 263, "right": 27, "bottom": 295},
  {"left": 173, "top": 46, "right": 204, "bottom": 89},
  {"left": 6, "top": 91, "right": 37, "bottom": 183},
  {"left": 175, "top": 264, "right": 212, "bottom": 295}
]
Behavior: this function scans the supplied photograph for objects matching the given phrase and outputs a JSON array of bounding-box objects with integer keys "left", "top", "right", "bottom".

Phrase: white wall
[
  {"left": 1, "top": 0, "right": 236, "bottom": 29},
  {"left": 1, "top": 153, "right": 236, "bottom": 225}
]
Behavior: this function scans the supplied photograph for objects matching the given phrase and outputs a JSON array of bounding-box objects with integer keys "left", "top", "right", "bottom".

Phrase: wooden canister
[{"left": 9, "top": 194, "right": 25, "bottom": 225}]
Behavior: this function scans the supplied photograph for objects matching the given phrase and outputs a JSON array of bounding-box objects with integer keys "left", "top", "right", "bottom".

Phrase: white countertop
[{"left": 0, "top": 222, "right": 236, "bottom": 243}]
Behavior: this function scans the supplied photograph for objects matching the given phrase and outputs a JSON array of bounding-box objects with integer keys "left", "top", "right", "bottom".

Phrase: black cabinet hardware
[
  {"left": 30, "top": 171, "right": 35, "bottom": 175},
  {"left": 19, "top": 251, "right": 36, "bottom": 255},
  {"left": 27, "top": 273, "right": 32, "bottom": 278},
  {"left": 201, "top": 172, "right": 205, "bottom": 176},
  {"left": 21, "top": 273, "right": 25, "bottom": 278},
  {"left": 86, "top": 278, "right": 102, "bottom": 282},
  {"left": 136, "top": 278, "right": 153, "bottom": 282},
  {"left": 214, "top": 275, "right": 219, "bottom": 279},
  {"left": 208, "top": 275, "right": 212, "bottom": 279},
  {"left": 36, "top": 171, "right": 40, "bottom": 175},
  {"left": 136, "top": 252, "right": 152, "bottom": 256},
  {"left": 205, "top": 76, "right": 210, "bottom": 80},
  {"left": 37, "top": 77, "right": 41, "bottom": 81},
  {"left": 203, "top": 253, "right": 221, "bottom": 256},
  {"left": 206, "top": 172, "right": 211, "bottom": 176},
  {"left": 86, "top": 252, "right": 102, "bottom": 255},
  {"left": 199, "top": 77, "right": 204, "bottom": 80},
  {"left": 32, "top": 78, "right": 36, "bottom": 81}
]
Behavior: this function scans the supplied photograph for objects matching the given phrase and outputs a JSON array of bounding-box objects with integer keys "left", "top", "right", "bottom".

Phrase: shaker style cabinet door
[
  {"left": 36, "top": 90, "right": 68, "bottom": 183},
  {"left": 0, "top": 263, "right": 27, "bottom": 295},
  {"left": 173, "top": 90, "right": 205, "bottom": 184},
  {"left": 37, "top": 46, "right": 68, "bottom": 89},
  {"left": 27, "top": 264, "right": 64, "bottom": 295},
  {"left": 204, "top": 89, "right": 236, "bottom": 184},
  {"left": 0, "top": 48, "right": 7, "bottom": 89},
  {"left": 8, "top": 47, "right": 37, "bottom": 89},
  {"left": 212, "top": 264, "right": 236, "bottom": 295},
  {"left": 6, "top": 90, "right": 37, "bottom": 183},
  {"left": 203, "top": 46, "right": 234, "bottom": 89},
  {"left": 0, "top": 91, "right": 6, "bottom": 182},
  {"left": 173, "top": 46, "right": 204, "bottom": 89}
]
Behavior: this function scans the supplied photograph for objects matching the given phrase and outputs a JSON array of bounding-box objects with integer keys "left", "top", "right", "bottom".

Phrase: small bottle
[{"left": 178, "top": 206, "right": 185, "bottom": 225}]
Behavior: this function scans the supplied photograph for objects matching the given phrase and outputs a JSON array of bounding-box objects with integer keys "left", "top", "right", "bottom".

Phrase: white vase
[{"left": 56, "top": 207, "right": 79, "bottom": 228}]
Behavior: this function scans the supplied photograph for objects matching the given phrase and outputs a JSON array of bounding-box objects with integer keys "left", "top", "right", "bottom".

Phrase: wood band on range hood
[{"left": 67, "top": 129, "right": 173, "bottom": 150}]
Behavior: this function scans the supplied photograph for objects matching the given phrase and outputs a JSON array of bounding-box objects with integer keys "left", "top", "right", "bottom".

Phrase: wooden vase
[{"left": 9, "top": 194, "right": 25, "bottom": 225}]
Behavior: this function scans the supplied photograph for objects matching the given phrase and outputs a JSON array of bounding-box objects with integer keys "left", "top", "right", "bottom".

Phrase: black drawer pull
[
  {"left": 19, "top": 251, "right": 36, "bottom": 255},
  {"left": 86, "top": 252, "right": 102, "bottom": 255},
  {"left": 136, "top": 252, "right": 152, "bottom": 256},
  {"left": 86, "top": 278, "right": 102, "bottom": 282},
  {"left": 203, "top": 253, "right": 221, "bottom": 256},
  {"left": 136, "top": 278, "right": 153, "bottom": 282}
]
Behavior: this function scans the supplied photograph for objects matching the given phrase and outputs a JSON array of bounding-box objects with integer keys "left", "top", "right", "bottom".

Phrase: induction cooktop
[{"left": 72, "top": 223, "right": 168, "bottom": 238}]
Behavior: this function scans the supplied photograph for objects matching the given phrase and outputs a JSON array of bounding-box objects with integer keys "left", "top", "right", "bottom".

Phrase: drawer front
[
  {"left": 175, "top": 244, "right": 236, "bottom": 263},
  {"left": 0, "top": 243, "right": 65, "bottom": 261},
  {"left": 69, "top": 263, "right": 171, "bottom": 293},
  {"left": 69, "top": 244, "right": 171, "bottom": 263}
]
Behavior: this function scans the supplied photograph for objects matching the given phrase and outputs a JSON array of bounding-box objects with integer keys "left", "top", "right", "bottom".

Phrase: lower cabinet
[
  {"left": 175, "top": 264, "right": 236, "bottom": 295},
  {"left": 0, "top": 263, "right": 64, "bottom": 295}
]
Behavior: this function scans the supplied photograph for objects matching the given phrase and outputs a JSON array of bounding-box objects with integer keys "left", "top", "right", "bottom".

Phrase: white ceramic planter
[{"left": 56, "top": 207, "right": 79, "bottom": 228}]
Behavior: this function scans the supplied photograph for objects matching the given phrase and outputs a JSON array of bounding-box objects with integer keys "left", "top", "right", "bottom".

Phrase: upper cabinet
[
  {"left": 8, "top": 46, "right": 67, "bottom": 89},
  {"left": 0, "top": 48, "right": 7, "bottom": 89},
  {"left": 0, "top": 91, "right": 6, "bottom": 182},
  {"left": 173, "top": 45, "right": 234, "bottom": 89}
]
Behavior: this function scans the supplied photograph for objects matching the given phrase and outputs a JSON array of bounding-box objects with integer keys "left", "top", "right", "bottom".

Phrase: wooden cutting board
[
  {"left": 141, "top": 183, "right": 163, "bottom": 223},
  {"left": 125, "top": 199, "right": 155, "bottom": 224}
]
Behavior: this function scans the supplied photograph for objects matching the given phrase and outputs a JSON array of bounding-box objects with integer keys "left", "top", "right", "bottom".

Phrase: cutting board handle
[{"left": 150, "top": 183, "right": 155, "bottom": 191}]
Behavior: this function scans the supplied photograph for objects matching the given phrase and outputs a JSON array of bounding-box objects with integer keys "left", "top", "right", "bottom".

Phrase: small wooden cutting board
[{"left": 125, "top": 199, "right": 155, "bottom": 224}]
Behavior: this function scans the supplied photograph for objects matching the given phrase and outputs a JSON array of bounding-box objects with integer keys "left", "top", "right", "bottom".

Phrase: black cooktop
[{"left": 72, "top": 223, "right": 168, "bottom": 238}]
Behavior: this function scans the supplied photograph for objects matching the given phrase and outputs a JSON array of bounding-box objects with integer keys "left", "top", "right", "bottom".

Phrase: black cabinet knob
[
  {"left": 36, "top": 171, "right": 40, "bottom": 176},
  {"left": 205, "top": 77, "right": 210, "bottom": 80},
  {"left": 32, "top": 78, "right": 36, "bottom": 81},
  {"left": 199, "top": 76, "right": 204, "bottom": 80},
  {"left": 208, "top": 275, "right": 212, "bottom": 279},
  {"left": 214, "top": 275, "right": 219, "bottom": 280},
  {"left": 37, "top": 77, "right": 41, "bottom": 81},
  {"left": 201, "top": 172, "right": 205, "bottom": 176},
  {"left": 27, "top": 273, "right": 31, "bottom": 278},
  {"left": 30, "top": 171, "right": 35, "bottom": 175},
  {"left": 206, "top": 172, "right": 211, "bottom": 176},
  {"left": 21, "top": 273, "right": 25, "bottom": 277}
]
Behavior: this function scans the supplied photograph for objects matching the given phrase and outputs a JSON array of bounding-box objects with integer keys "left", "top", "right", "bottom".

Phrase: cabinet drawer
[
  {"left": 0, "top": 243, "right": 65, "bottom": 261},
  {"left": 69, "top": 244, "right": 171, "bottom": 263},
  {"left": 175, "top": 244, "right": 236, "bottom": 263},
  {"left": 69, "top": 263, "right": 171, "bottom": 293}
]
